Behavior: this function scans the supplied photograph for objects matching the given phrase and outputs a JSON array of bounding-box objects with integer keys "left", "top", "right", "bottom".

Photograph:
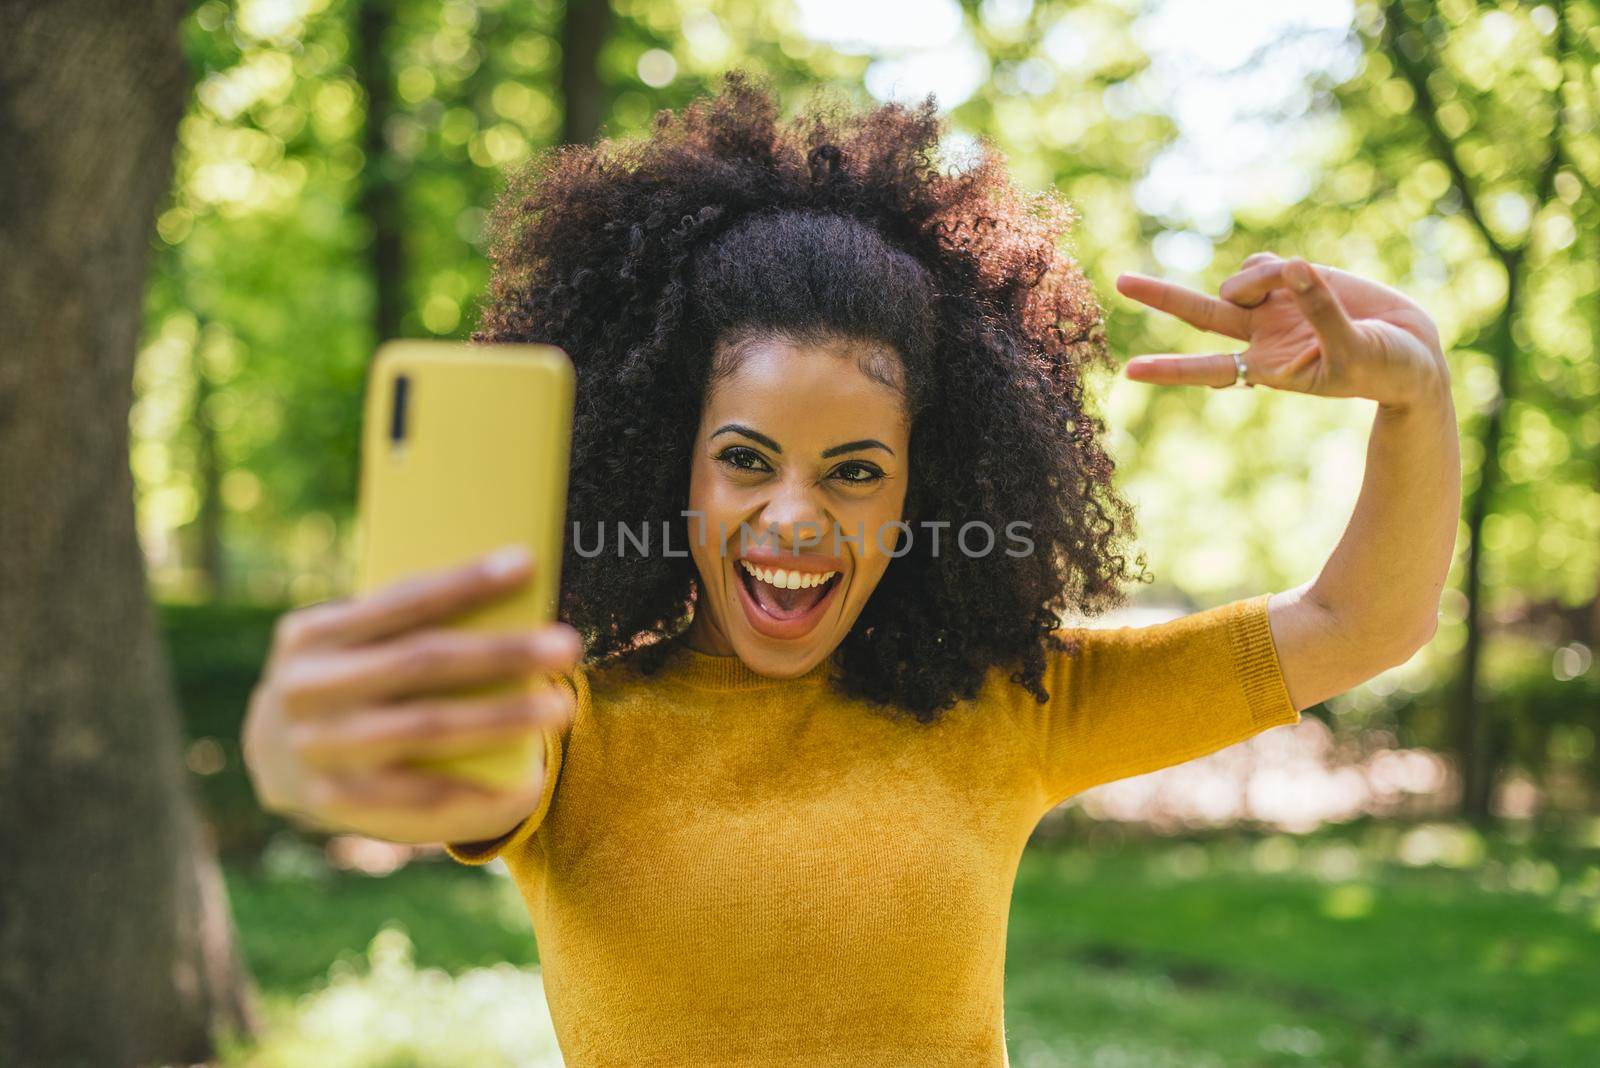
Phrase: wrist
[{"left": 1377, "top": 348, "right": 1451, "bottom": 415}]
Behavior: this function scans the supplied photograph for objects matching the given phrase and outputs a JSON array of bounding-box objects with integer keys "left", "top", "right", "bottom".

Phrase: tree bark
[
  {"left": 0, "top": 2, "right": 259, "bottom": 1064},
  {"left": 561, "top": 0, "right": 613, "bottom": 144}
]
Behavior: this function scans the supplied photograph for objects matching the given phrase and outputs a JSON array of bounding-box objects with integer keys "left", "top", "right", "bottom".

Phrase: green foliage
[
  {"left": 1316, "top": 3, "right": 1600, "bottom": 617},
  {"left": 1266, "top": 1, "right": 1600, "bottom": 778},
  {"left": 138, "top": 0, "right": 869, "bottom": 606},
  {"left": 140, "top": 0, "right": 1598, "bottom": 791},
  {"left": 162, "top": 601, "right": 287, "bottom": 855}
]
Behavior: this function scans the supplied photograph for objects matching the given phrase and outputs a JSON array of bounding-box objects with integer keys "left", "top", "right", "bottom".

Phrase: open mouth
[{"left": 734, "top": 558, "right": 843, "bottom": 639}]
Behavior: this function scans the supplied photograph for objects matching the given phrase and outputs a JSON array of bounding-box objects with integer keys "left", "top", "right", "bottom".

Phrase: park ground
[{"left": 214, "top": 819, "right": 1600, "bottom": 1068}]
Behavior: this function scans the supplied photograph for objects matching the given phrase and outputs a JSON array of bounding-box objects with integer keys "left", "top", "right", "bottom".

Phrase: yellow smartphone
[{"left": 355, "top": 339, "right": 574, "bottom": 788}]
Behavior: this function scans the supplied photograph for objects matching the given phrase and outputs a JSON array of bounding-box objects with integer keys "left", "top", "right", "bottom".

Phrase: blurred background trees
[{"left": 141, "top": 0, "right": 1597, "bottom": 836}]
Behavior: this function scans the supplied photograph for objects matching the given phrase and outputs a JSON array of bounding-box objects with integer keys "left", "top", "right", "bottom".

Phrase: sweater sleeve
[
  {"left": 443, "top": 666, "right": 584, "bottom": 866},
  {"left": 1015, "top": 593, "right": 1301, "bottom": 811}
]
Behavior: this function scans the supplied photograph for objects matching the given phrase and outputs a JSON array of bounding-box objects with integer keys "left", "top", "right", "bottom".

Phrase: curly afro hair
[{"left": 474, "top": 72, "right": 1144, "bottom": 720}]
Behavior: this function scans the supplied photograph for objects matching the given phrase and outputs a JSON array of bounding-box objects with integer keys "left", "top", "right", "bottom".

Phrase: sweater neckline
[{"left": 664, "top": 638, "right": 836, "bottom": 690}]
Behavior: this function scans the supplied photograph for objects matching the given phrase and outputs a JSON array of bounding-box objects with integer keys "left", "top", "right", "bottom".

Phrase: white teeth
[{"left": 739, "top": 560, "right": 838, "bottom": 590}]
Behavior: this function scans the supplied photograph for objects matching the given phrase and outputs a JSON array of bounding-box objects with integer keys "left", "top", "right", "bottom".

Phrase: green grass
[
  {"left": 226, "top": 854, "right": 538, "bottom": 994},
  {"left": 1006, "top": 825, "right": 1600, "bottom": 1067},
  {"left": 221, "top": 823, "right": 1600, "bottom": 1067}
]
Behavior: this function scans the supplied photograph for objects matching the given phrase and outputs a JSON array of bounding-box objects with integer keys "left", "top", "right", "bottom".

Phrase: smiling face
[{"left": 683, "top": 334, "right": 911, "bottom": 677}]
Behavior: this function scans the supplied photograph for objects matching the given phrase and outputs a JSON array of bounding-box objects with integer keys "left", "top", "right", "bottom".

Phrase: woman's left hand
[{"left": 1115, "top": 253, "right": 1448, "bottom": 410}]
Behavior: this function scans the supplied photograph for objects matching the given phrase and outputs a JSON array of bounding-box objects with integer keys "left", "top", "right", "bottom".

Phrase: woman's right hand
[{"left": 241, "top": 546, "right": 582, "bottom": 846}]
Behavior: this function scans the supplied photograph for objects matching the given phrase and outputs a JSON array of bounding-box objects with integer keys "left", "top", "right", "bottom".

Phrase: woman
[{"left": 244, "top": 75, "right": 1459, "bottom": 1064}]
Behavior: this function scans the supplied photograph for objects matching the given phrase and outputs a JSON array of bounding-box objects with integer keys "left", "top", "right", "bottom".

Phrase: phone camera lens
[{"left": 390, "top": 374, "right": 410, "bottom": 443}]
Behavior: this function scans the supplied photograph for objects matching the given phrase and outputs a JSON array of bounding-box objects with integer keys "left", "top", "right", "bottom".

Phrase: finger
[
  {"left": 1115, "top": 273, "right": 1251, "bottom": 341},
  {"left": 291, "top": 687, "right": 573, "bottom": 772},
  {"left": 1219, "top": 261, "right": 1292, "bottom": 308},
  {"left": 1240, "top": 251, "right": 1280, "bottom": 270},
  {"left": 273, "top": 545, "right": 536, "bottom": 654},
  {"left": 311, "top": 767, "right": 499, "bottom": 817},
  {"left": 311, "top": 767, "right": 545, "bottom": 842},
  {"left": 1124, "top": 353, "right": 1243, "bottom": 389},
  {"left": 278, "top": 626, "right": 582, "bottom": 717},
  {"left": 1282, "top": 258, "right": 1362, "bottom": 357}
]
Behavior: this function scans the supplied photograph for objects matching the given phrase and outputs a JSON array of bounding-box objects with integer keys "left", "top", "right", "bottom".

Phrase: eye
[
  {"left": 715, "top": 445, "right": 772, "bottom": 474},
  {"left": 829, "top": 460, "right": 884, "bottom": 485}
]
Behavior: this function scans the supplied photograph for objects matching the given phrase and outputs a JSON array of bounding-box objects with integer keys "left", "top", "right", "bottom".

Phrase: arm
[
  {"left": 1016, "top": 594, "right": 1301, "bottom": 809},
  {"left": 1117, "top": 255, "right": 1461, "bottom": 711},
  {"left": 1271, "top": 377, "right": 1458, "bottom": 709}
]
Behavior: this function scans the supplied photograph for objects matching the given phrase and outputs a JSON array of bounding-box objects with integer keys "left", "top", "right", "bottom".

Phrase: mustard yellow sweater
[{"left": 446, "top": 593, "right": 1300, "bottom": 1066}]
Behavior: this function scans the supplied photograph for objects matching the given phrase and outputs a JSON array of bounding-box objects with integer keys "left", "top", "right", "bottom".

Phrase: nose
[{"left": 753, "top": 474, "right": 831, "bottom": 549}]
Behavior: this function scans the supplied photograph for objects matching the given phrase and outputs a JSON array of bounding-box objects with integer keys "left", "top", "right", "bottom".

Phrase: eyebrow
[
  {"left": 821, "top": 439, "right": 894, "bottom": 458},
  {"left": 711, "top": 423, "right": 783, "bottom": 453},
  {"left": 710, "top": 424, "right": 896, "bottom": 459}
]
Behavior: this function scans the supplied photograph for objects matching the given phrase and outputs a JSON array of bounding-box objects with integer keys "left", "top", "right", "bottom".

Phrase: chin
[{"left": 730, "top": 639, "right": 833, "bottom": 679}]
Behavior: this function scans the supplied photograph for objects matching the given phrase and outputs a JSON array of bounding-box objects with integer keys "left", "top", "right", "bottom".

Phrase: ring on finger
[{"left": 1232, "top": 351, "right": 1254, "bottom": 388}]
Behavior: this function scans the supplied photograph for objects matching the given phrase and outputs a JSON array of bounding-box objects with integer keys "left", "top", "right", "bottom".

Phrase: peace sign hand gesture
[{"left": 1115, "top": 253, "right": 1449, "bottom": 410}]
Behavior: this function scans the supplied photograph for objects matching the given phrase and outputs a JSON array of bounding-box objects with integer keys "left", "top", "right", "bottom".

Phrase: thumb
[{"left": 1284, "top": 259, "right": 1361, "bottom": 357}]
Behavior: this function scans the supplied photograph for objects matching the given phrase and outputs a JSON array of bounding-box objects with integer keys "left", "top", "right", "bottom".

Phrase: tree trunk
[
  {"left": 0, "top": 3, "right": 259, "bottom": 1064},
  {"left": 357, "top": 0, "right": 405, "bottom": 343},
  {"left": 561, "top": 0, "right": 613, "bottom": 144},
  {"left": 1590, "top": 582, "right": 1600, "bottom": 650},
  {"left": 192, "top": 327, "right": 227, "bottom": 598},
  {"left": 1451, "top": 257, "right": 1518, "bottom": 825}
]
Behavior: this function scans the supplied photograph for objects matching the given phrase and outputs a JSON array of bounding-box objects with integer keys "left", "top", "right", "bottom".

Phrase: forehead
[{"left": 701, "top": 336, "right": 909, "bottom": 445}]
